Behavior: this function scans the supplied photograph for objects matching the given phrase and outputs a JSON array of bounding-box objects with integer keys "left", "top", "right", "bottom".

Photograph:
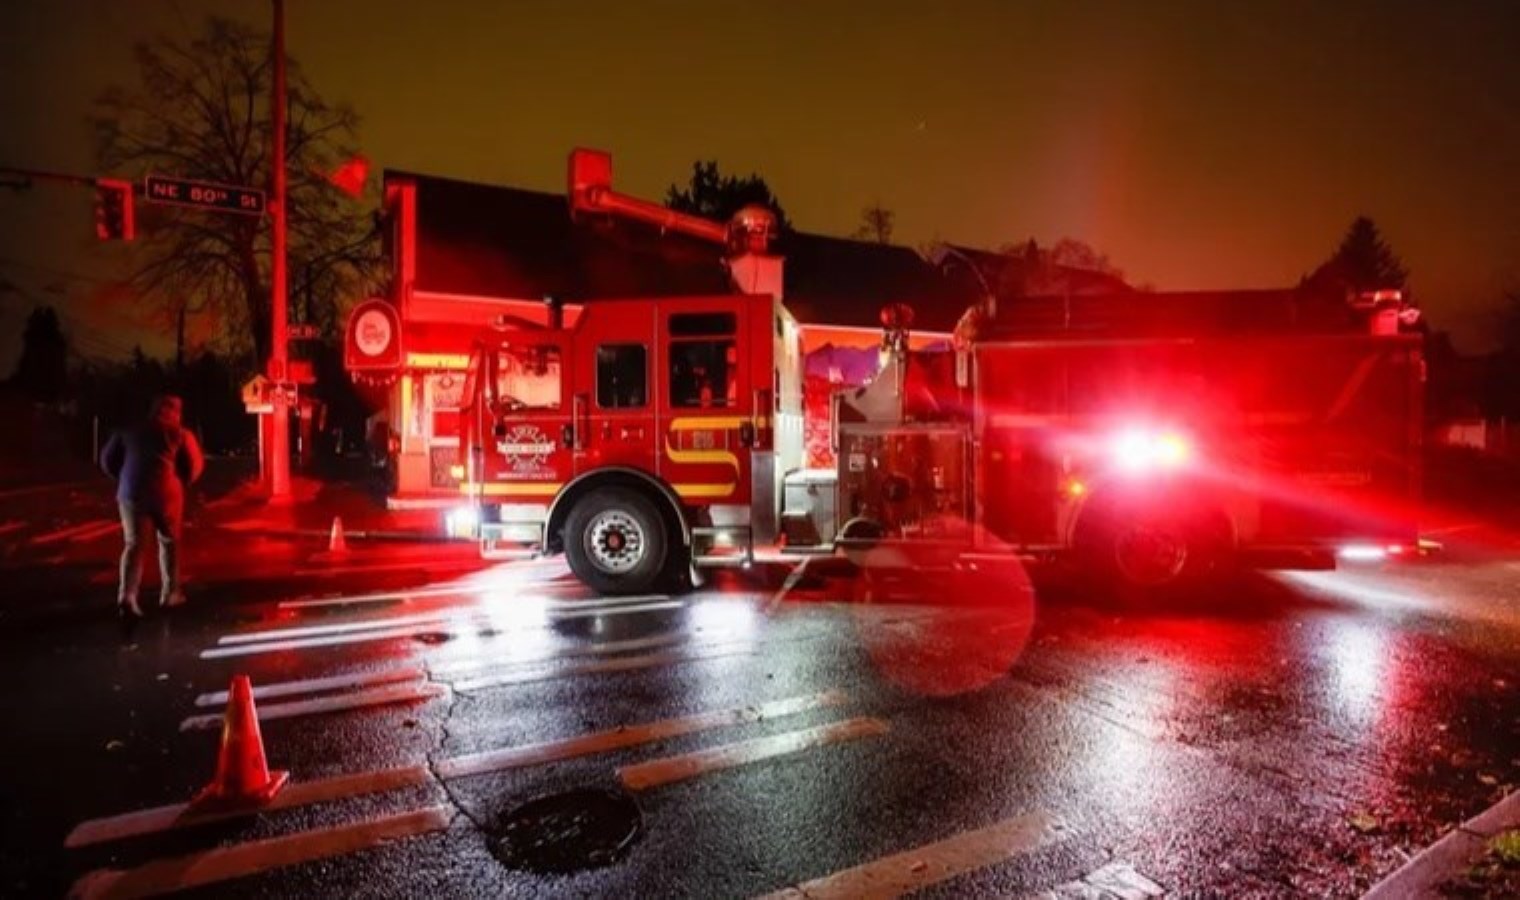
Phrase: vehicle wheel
[
  {"left": 564, "top": 488, "right": 669, "bottom": 595},
  {"left": 1076, "top": 504, "right": 1230, "bottom": 593}
]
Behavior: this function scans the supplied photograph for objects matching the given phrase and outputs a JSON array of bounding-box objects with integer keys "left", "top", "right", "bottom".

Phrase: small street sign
[
  {"left": 287, "top": 323, "right": 321, "bottom": 340},
  {"left": 144, "top": 175, "right": 266, "bottom": 215}
]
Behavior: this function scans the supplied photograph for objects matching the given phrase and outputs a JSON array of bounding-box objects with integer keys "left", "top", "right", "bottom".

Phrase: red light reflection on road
[{"left": 847, "top": 534, "right": 1036, "bottom": 697}]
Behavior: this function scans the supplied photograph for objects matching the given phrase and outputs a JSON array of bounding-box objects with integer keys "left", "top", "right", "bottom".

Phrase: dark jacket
[{"left": 100, "top": 422, "right": 205, "bottom": 508}]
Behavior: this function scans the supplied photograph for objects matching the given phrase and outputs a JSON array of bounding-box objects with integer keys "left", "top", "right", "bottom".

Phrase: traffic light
[{"left": 94, "top": 178, "right": 135, "bottom": 241}]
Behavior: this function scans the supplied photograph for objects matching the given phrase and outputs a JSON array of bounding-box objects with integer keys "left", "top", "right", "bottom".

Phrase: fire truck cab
[{"left": 460, "top": 291, "right": 800, "bottom": 594}]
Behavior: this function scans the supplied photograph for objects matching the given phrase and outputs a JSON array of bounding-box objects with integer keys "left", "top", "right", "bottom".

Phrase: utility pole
[{"left": 268, "top": 0, "right": 292, "bottom": 500}]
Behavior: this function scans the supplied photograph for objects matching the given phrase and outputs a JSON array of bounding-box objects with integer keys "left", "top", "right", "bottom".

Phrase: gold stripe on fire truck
[
  {"left": 672, "top": 483, "right": 737, "bottom": 499},
  {"left": 664, "top": 417, "right": 743, "bottom": 499},
  {"left": 459, "top": 482, "right": 564, "bottom": 497}
]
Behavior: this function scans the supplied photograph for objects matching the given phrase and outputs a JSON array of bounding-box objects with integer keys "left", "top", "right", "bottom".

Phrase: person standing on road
[{"left": 99, "top": 394, "right": 204, "bottom": 619}]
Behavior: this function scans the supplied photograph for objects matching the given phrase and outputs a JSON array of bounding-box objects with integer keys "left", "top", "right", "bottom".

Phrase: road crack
[{"left": 422, "top": 669, "right": 490, "bottom": 836}]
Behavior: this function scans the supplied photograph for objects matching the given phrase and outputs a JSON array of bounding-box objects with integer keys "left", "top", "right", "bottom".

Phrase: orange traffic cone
[
  {"left": 327, "top": 516, "right": 349, "bottom": 555},
  {"left": 193, "top": 675, "right": 289, "bottom": 807}
]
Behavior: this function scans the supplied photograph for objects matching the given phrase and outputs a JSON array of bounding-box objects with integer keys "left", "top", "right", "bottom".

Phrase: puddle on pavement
[{"left": 489, "top": 788, "right": 643, "bottom": 874}]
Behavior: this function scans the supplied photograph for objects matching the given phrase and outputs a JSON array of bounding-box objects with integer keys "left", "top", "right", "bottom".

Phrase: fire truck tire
[
  {"left": 563, "top": 488, "right": 670, "bottom": 595},
  {"left": 1075, "top": 504, "right": 1230, "bottom": 593}
]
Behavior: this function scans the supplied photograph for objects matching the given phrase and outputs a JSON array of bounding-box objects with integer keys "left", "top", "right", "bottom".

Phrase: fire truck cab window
[
  {"left": 493, "top": 344, "right": 561, "bottom": 411},
  {"left": 667, "top": 312, "right": 738, "bottom": 408},
  {"left": 669, "top": 340, "right": 737, "bottom": 408},
  {"left": 596, "top": 344, "right": 647, "bottom": 409}
]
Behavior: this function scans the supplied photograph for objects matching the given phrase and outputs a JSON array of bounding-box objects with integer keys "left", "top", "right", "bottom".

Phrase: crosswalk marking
[
  {"left": 425, "top": 631, "right": 694, "bottom": 677},
  {"left": 277, "top": 583, "right": 483, "bottom": 610},
  {"left": 71, "top": 691, "right": 848, "bottom": 850},
  {"left": 273, "top": 573, "right": 585, "bottom": 610},
  {"left": 756, "top": 811, "right": 1063, "bottom": 900},
  {"left": 203, "top": 601, "right": 684, "bottom": 659},
  {"left": 199, "top": 621, "right": 489, "bottom": 659},
  {"left": 618, "top": 716, "right": 889, "bottom": 791},
  {"left": 450, "top": 645, "right": 759, "bottom": 693},
  {"left": 437, "top": 690, "right": 849, "bottom": 779},
  {"left": 222, "top": 593, "right": 673, "bottom": 644},
  {"left": 64, "top": 765, "right": 432, "bottom": 849},
  {"left": 219, "top": 610, "right": 496, "bottom": 645},
  {"left": 180, "top": 681, "right": 447, "bottom": 731},
  {"left": 68, "top": 805, "right": 453, "bottom": 899},
  {"left": 193, "top": 666, "right": 427, "bottom": 708}
]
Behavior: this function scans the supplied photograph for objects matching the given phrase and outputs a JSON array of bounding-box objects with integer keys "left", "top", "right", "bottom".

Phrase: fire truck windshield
[{"left": 493, "top": 344, "right": 562, "bottom": 411}]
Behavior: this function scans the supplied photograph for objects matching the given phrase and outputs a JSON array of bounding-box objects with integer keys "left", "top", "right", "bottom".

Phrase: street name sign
[{"left": 144, "top": 175, "right": 266, "bottom": 215}]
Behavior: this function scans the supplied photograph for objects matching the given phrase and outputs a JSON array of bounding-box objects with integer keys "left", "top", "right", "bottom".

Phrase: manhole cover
[
  {"left": 412, "top": 632, "right": 453, "bottom": 645},
  {"left": 489, "top": 788, "right": 642, "bottom": 874}
]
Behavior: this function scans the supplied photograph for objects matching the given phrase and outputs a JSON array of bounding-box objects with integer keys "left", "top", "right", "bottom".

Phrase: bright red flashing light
[{"left": 1110, "top": 428, "right": 1191, "bottom": 474}]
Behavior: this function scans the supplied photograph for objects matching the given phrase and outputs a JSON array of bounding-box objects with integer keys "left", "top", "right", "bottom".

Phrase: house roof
[
  {"left": 931, "top": 243, "right": 1135, "bottom": 300},
  {"left": 779, "top": 233, "right": 974, "bottom": 333},
  {"left": 981, "top": 287, "right": 1361, "bottom": 338},
  {"left": 394, "top": 170, "right": 731, "bottom": 300},
  {"left": 389, "top": 170, "right": 977, "bottom": 332}
]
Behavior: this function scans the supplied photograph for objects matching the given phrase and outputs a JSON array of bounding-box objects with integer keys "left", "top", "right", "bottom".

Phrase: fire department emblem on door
[{"left": 497, "top": 424, "right": 558, "bottom": 477}]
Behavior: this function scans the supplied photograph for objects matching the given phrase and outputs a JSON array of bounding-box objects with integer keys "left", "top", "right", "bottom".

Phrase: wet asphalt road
[{"left": 1, "top": 517, "right": 1519, "bottom": 898}]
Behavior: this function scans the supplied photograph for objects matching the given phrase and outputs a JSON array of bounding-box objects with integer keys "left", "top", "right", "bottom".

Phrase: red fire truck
[{"left": 455, "top": 151, "right": 1424, "bottom": 595}]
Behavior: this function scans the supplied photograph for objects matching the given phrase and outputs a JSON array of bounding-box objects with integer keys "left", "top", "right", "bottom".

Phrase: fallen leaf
[
  {"left": 1478, "top": 773, "right": 1499, "bottom": 786},
  {"left": 105, "top": 739, "right": 125, "bottom": 752},
  {"left": 1348, "top": 812, "right": 1380, "bottom": 834}
]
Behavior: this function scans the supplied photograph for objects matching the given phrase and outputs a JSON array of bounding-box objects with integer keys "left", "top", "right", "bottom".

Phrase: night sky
[{"left": 3, "top": 0, "right": 1518, "bottom": 371}]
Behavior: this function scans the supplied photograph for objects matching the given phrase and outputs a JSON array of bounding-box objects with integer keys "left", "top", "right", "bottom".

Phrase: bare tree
[
  {"left": 998, "top": 237, "right": 1123, "bottom": 278},
  {"left": 91, "top": 17, "right": 380, "bottom": 369},
  {"left": 853, "top": 203, "right": 895, "bottom": 244}
]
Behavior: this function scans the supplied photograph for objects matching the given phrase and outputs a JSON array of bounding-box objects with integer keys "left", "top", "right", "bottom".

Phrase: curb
[{"left": 1363, "top": 789, "right": 1520, "bottom": 898}]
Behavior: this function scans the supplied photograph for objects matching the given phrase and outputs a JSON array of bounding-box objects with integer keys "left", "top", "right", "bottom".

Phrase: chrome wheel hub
[{"left": 586, "top": 510, "right": 646, "bottom": 574}]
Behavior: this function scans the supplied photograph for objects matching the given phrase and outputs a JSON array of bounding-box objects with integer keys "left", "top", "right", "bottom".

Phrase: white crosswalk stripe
[{"left": 756, "top": 811, "right": 1064, "bottom": 900}]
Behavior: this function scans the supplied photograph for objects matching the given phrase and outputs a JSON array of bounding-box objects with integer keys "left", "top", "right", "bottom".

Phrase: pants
[{"left": 118, "top": 501, "right": 182, "bottom": 606}]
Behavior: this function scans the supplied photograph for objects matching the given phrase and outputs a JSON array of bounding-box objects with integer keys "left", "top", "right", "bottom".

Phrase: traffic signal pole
[{"left": 267, "top": 0, "right": 292, "bottom": 501}]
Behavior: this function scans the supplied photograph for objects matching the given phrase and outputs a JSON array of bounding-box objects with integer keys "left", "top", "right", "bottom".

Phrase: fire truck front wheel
[{"left": 564, "top": 488, "right": 670, "bottom": 595}]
